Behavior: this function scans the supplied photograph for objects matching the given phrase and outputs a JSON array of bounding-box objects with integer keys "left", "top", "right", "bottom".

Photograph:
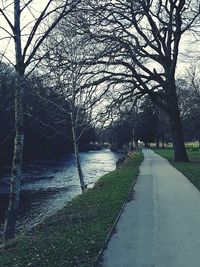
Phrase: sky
[
  {"left": 0, "top": 1, "right": 55, "bottom": 66},
  {"left": 0, "top": 0, "right": 199, "bottom": 77}
]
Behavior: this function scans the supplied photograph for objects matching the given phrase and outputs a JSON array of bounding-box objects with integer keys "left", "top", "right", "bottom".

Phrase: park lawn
[
  {"left": 153, "top": 148, "right": 200, "bottom": 190},
  {"left": 0, "top": 151, "right": 143, "bottom": 267}
]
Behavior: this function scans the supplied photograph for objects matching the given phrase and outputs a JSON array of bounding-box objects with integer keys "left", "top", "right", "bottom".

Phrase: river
[{"left": 0, "top": 149, "right": 122, "bottom": 240}]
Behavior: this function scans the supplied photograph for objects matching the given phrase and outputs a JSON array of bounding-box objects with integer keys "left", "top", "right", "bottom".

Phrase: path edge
[{"left": 93, "top": 159, "right": 142, "bottom": 266}]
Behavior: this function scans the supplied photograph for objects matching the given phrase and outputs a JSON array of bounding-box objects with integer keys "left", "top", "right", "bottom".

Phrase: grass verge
[
  {"left": 0, "top": 151, "right": 143, "bottom": 267},
  {"left": 153, "top": 147, "right": 200, "bottom": 190}
]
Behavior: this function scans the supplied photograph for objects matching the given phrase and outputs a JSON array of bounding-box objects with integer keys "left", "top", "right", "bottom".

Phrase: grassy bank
[
  {"left": 153, "top": 148, "right": 200, "bottom": 190},
  {"left": 0, "top": 151, "right": 143, "bottom": 267}
]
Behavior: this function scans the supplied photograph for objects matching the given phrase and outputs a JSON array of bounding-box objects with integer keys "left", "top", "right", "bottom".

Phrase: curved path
[{"left": 98, "top": 149, "right": 200, "bottom": 267}]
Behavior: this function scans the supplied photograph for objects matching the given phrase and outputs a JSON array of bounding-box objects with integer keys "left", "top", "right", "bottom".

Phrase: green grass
[
  {"left": 153, "top": 147, "right": 200, "bottom": 190},
  {"left": 0, "top": 151, "right": 143, "bottom": 267},
  {"left": 150, "top": 141, "right": 200, "bottom": 149}
]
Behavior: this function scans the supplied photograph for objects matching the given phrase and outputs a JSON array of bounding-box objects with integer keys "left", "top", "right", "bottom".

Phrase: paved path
[{"left": 99, "top": 149, "right": 200, "bottom": 267}]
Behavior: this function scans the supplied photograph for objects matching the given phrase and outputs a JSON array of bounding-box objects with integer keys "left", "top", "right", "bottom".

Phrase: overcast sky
[{"left": 0, "top": 1, "right": 199, "bottom": 76}]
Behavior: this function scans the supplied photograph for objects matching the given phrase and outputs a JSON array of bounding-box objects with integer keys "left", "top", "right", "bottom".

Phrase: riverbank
[
  {"left": 0, "top": 151, "right": 143, "bottom": 267},
  {"left": 0, "top": 149, "right": 121, "bottom": 240},
  {"left": 153, "top": 147, "right": 200, "bottom": 191}
]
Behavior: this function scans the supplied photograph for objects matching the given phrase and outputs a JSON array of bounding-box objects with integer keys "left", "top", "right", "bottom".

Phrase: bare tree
[
  {"left": 43, "top": 21, "right": 105, "bottom": 192},
  {"left": 80, "top": 0, "right": 200, "bottom": 161},
  {"left": 176, "top": 66, "right": 200, "bottom": 147},
  {"left": 0, "top": 0, "right": 81, "bottom": 243}
]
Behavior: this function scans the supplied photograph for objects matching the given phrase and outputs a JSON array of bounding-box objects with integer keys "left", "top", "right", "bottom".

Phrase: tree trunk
[
  {"left": 4, "top": 73, "right": 24, "bottom": 243},
  {"left": 70, "top": 112, "right": 87, "bottom": 193},
  {"left": 162, "top": 135, "right": 165, "bottom": 148},
  {"left": 168, "top": 80, "right": 189, "bottom": 162},
  {"left": 134, "top": 139, "right": 138, "bottom": 150},
  {"left": 132, "top": 128, "right": 138, "bottom": 149},
  {"left": 169, "top": 111, "right": 188, "bottom": 162},
  {"left": 4, "top": 0, "right": 24, "bottom": 243},
  {"left": 156, "top": 136, "right": 159, "bottom": 148},
  {"left": 166, "top": 81, "right": 189, "bottom": 162},
  {"left": 198, "top": 133, "right": 200, "bottom": 149}
]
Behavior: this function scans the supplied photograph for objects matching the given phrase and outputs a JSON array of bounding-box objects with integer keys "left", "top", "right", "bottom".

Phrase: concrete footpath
[{"left": 98, "top": 149, "right": 200, "bottom": 267}]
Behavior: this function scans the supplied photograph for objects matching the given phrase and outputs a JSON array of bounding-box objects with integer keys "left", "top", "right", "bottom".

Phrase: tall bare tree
[
  {"left": 44, "top": 21, "right": 106, "bottom": 192},
  {"left": 0, "top": 0, "right": 81, "bottom": 243},
  {"left": 81, "top": 0, "right": 200, "bottom": 161}
]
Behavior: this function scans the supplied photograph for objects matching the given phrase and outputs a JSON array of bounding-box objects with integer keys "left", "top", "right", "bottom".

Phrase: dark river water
[{"left": 0, "top": 149, "right": 122, "bottom": 241}]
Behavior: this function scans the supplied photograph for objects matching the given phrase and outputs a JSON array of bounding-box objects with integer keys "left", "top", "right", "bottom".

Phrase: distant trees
[
  {"left": 177, "top": 67, "right": 200, "bottom": 146},
  {"left": 139, "top": 97, "right": 169, "bottom": 148},
  {"left": 0, "top": 64, "right": 15, "bottom": 161},
  {"left": 0, "top": 63, "right": 95, "bottom": 163},
  {"left": 101, "top": 96, "right": 170, "bottom": 150},
  {"left": 23, "top": 74, "right": 73, "bottom": 159}
]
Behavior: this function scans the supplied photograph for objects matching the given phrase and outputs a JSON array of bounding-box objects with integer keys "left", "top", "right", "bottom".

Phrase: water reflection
[{"left": 0, "top": 149, "right": 121, "bottom": 239}]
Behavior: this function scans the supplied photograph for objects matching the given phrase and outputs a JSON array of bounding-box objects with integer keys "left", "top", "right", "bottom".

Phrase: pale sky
[
  {"left": 0, "top": 0, "right": 199, "bottom": 77},
  {"left": 0, "top": 1, "right": 55, "bottom": 66}
]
